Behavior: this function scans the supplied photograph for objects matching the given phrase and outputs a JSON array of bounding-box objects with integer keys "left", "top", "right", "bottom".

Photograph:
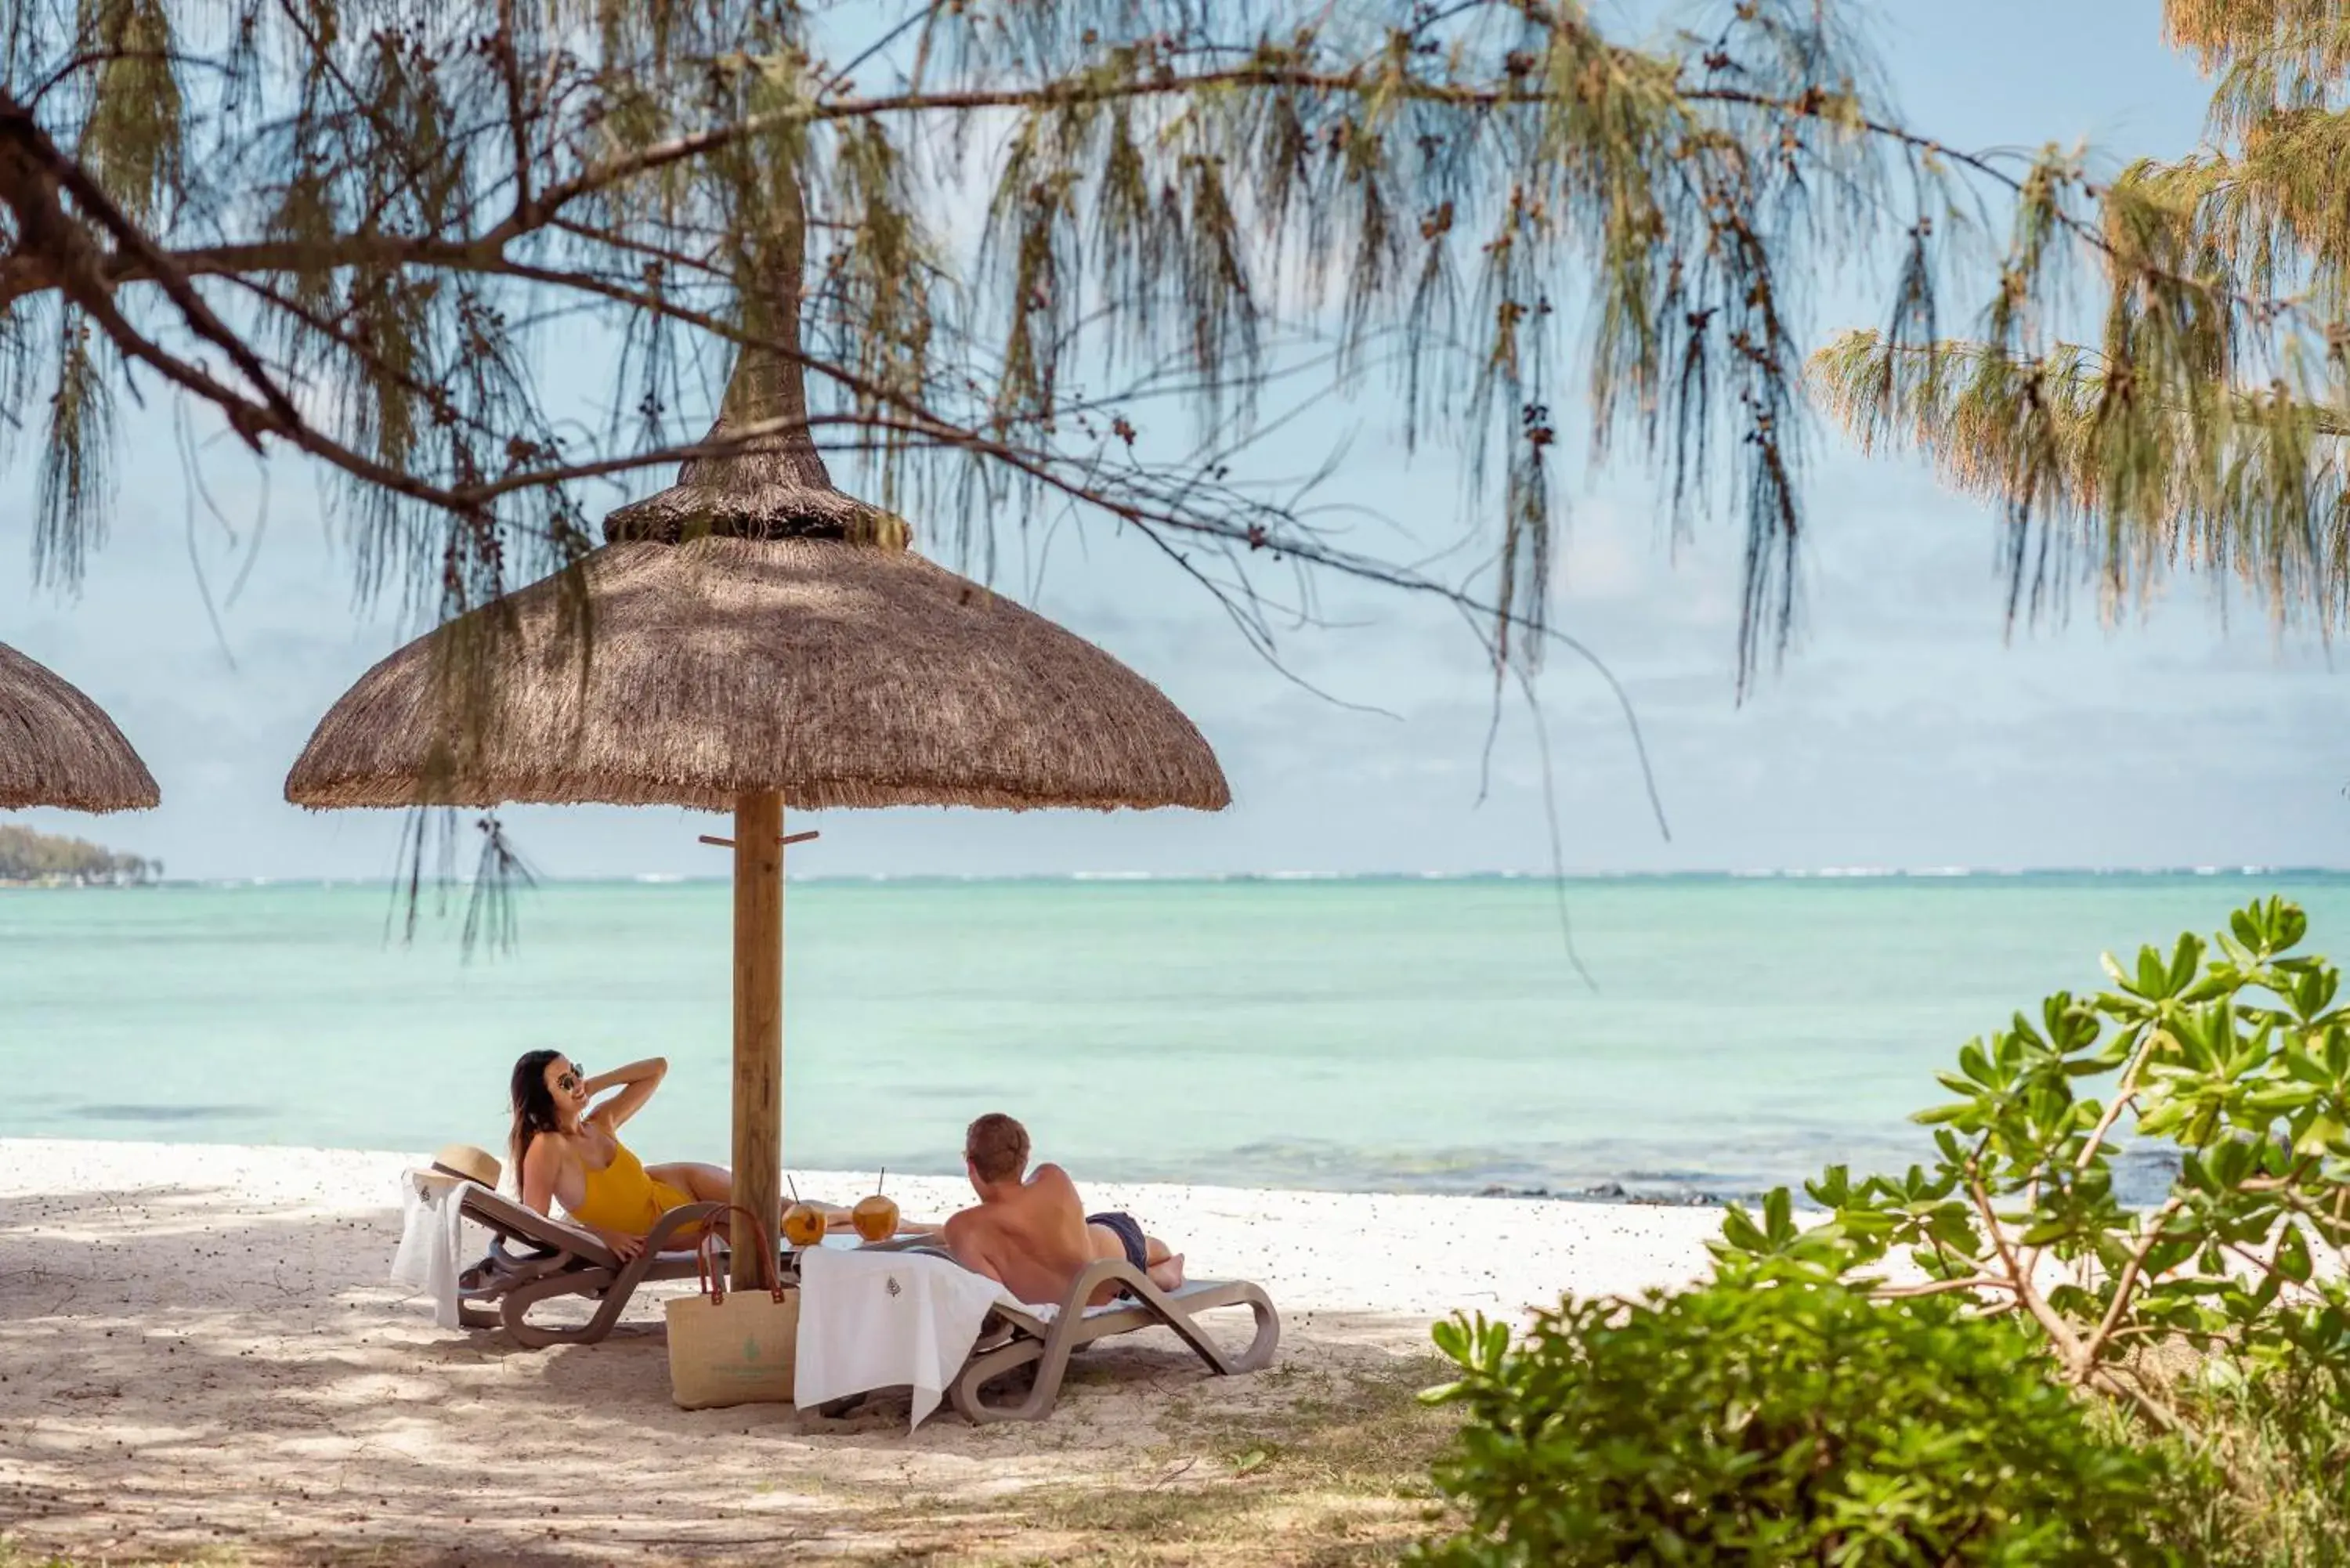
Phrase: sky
[{"left": 4, "top": 2, "right": 2345, "bottom": 882}]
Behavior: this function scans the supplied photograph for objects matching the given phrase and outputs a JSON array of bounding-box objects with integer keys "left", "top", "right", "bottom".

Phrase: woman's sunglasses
[{"left": 555, "top": 1064, "right": 584, "bottom": 1093}]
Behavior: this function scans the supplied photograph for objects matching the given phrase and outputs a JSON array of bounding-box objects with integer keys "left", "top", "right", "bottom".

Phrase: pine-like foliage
[
  {"left": 0, "top": 1, "right": 2226, "bottom": 692},
  {"left": 1814, "top": 0, "right": 2350, "bottom": 634}
]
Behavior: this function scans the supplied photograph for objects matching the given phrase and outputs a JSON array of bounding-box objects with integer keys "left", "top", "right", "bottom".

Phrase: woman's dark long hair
[{"left": 508, "top": 1050, "right": 564, "bottom": 1194}]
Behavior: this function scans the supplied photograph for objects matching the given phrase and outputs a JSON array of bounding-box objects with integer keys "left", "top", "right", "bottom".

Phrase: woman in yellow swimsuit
[{"left": 508, "top": 1049, "right": 849, "bottom": 1260}]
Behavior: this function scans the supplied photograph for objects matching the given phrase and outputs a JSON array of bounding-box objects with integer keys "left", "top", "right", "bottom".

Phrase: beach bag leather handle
[{"left": 694, "top": 1205, "right": 785, "bottom": 1304}]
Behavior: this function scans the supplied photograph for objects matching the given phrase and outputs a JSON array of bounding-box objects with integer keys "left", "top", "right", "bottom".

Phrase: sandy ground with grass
[{"left": 0, "top": 1139, "right": 1727, "bottom": 1565}]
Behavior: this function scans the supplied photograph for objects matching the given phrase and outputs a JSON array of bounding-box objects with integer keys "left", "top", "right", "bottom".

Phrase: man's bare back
[{"left": 945, "top": 1114, "right": 1184, "bottom": 1306}]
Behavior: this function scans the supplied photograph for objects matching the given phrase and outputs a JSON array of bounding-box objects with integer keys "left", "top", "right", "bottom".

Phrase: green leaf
[
  {"left": 2282, "top": 1047, "right": 2336, "bottom": 1087},
  {"left": 2276, "top": 1226, "right": 2312, "bottom": 1284},
  {"left": 2296, "top": 966, "right": 2341, "bottom": 1020},
  {"left": 2165, "top": 934, "right": 2206, "bottom": 997},
  {"left": 2294, "top": 1116, "right": 2348, "bottom": 1157}
]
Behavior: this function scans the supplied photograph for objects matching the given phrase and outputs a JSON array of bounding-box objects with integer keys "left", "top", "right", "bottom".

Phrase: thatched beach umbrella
[
  {"left": 1, "top": 641, "right": 160, "bottom": 812},
  {"left": 284, "top": 195, "right": 1227, "bottom": 1272}
]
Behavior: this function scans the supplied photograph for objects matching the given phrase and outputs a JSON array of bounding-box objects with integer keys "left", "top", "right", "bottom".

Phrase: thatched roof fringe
[
  {"left": 284, "top": 537, "right": 1227, "bottom": 814},
  {"left": 0, "top": 641, "right": 161, "bottom": 812}
]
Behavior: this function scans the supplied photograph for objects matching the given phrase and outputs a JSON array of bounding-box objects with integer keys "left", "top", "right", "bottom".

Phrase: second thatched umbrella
[
  {"left": 2, "top": 640, "right": 160, "bottom": 813},
  {"left": 285, "top": 260, "right": 1227, "bottom": 1269}
]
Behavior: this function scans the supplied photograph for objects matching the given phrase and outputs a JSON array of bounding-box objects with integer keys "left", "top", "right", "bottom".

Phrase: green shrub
[
  {"left": 1415, "top": 898, "right": 2350, "bottom": 1566},
  {"left": 1415, "top": 1264, "right": 2197, "bottom": 1567},
  {"left": 1713, "top": 898, "right": 2350, "bottom": 1420}
]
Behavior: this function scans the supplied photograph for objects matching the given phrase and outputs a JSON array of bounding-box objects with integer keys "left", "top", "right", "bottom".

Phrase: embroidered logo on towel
[{"left": 886, "top": 1275, "right": 902, "bottom": 1298}]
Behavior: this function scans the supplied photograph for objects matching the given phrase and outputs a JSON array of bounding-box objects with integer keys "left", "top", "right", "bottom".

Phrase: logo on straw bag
[{"left": 743, "top": 1335, "right": 760, "bottom": 1363}]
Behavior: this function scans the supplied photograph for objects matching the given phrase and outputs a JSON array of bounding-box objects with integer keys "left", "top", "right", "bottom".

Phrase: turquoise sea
[{"left": 2, "top": 873, "right": 2344, "bottom": 1201}]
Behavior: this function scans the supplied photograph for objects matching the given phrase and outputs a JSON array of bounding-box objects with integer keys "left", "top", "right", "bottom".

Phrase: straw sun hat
[{"left": 425, "top": 1143, "right": 501, "bottom": 1189}]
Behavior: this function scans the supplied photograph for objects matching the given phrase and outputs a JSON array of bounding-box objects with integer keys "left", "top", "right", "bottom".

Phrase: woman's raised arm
[{"left": 581, "top": 1057, "right": 667, "bottom": 1129}]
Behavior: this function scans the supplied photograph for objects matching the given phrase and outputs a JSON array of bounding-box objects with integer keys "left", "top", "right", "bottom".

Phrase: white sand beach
[{"left": 0, "top": 1137, "right": 1728, "bottom": 1563}]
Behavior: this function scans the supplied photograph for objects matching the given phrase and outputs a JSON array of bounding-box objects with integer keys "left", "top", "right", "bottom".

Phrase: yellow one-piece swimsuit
[{"left": 569, "top": 1137, "right": 696, "bottom": 1234}]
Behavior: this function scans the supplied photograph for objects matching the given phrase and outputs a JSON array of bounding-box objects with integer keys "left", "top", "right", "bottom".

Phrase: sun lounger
[
  {"left": 436, "top": 1176, "right": 729, "bottom": 1349},
  {"left": 949, "top": 1255, "right": 1281, "bottom": 1424},
  {"left": 425, "top": 1177, "right": 1277, "bottom": 1401},
  {"left": 431, "top": 1176, "right": 927, "bottom": 1349}
]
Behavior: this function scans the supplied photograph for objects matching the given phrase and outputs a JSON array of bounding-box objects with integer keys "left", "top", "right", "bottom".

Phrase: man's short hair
[{"left": 965, "top": 1113, "right": 1030, "bottom": 1183}]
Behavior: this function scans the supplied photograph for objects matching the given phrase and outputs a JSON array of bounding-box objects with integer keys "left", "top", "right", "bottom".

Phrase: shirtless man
[{"left": 942, "top": 1112, "right": 1184, "bottom": 1306}]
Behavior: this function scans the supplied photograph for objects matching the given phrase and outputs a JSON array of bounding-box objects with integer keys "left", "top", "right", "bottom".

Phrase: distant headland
[{"left": 0, "top": 825, "right": 161, "bottom": 887}]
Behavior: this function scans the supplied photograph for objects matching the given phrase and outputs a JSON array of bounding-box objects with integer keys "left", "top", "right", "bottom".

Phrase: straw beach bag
[{"left": 665, "top": 1209, "right": 797, "bottom": 1409}]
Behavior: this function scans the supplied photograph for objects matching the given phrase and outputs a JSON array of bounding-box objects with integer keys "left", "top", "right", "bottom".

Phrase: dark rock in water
[{"left": 1473, "top": 1177, "right": 1744, "bottom": 1206}]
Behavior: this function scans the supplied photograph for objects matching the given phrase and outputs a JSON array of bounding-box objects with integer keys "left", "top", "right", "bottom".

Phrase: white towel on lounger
[
  {"left": 793, "top": 1247, "right": 1005, "bottom": 1429},
  {"left": 390, "top": 1172, "right": 473, "bottom": 1328}
]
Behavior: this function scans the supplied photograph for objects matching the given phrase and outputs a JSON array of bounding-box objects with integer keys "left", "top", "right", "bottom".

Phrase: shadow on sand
[{"left": 0, "top": 1186, "right": 1413, "bottom": 1564}]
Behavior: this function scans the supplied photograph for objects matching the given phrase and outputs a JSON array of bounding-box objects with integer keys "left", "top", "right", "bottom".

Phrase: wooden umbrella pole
[{"left": 732, "top": 790, "right": 785, "bottom": 1288}]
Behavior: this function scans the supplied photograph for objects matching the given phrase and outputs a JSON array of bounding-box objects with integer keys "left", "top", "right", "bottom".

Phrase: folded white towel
[
  {"left": 793, "top": 1247, "right": 1007, "bottom": 1429},
  {"left": 389, "top": 1172, "right": 475, "bottom": 1328}
]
